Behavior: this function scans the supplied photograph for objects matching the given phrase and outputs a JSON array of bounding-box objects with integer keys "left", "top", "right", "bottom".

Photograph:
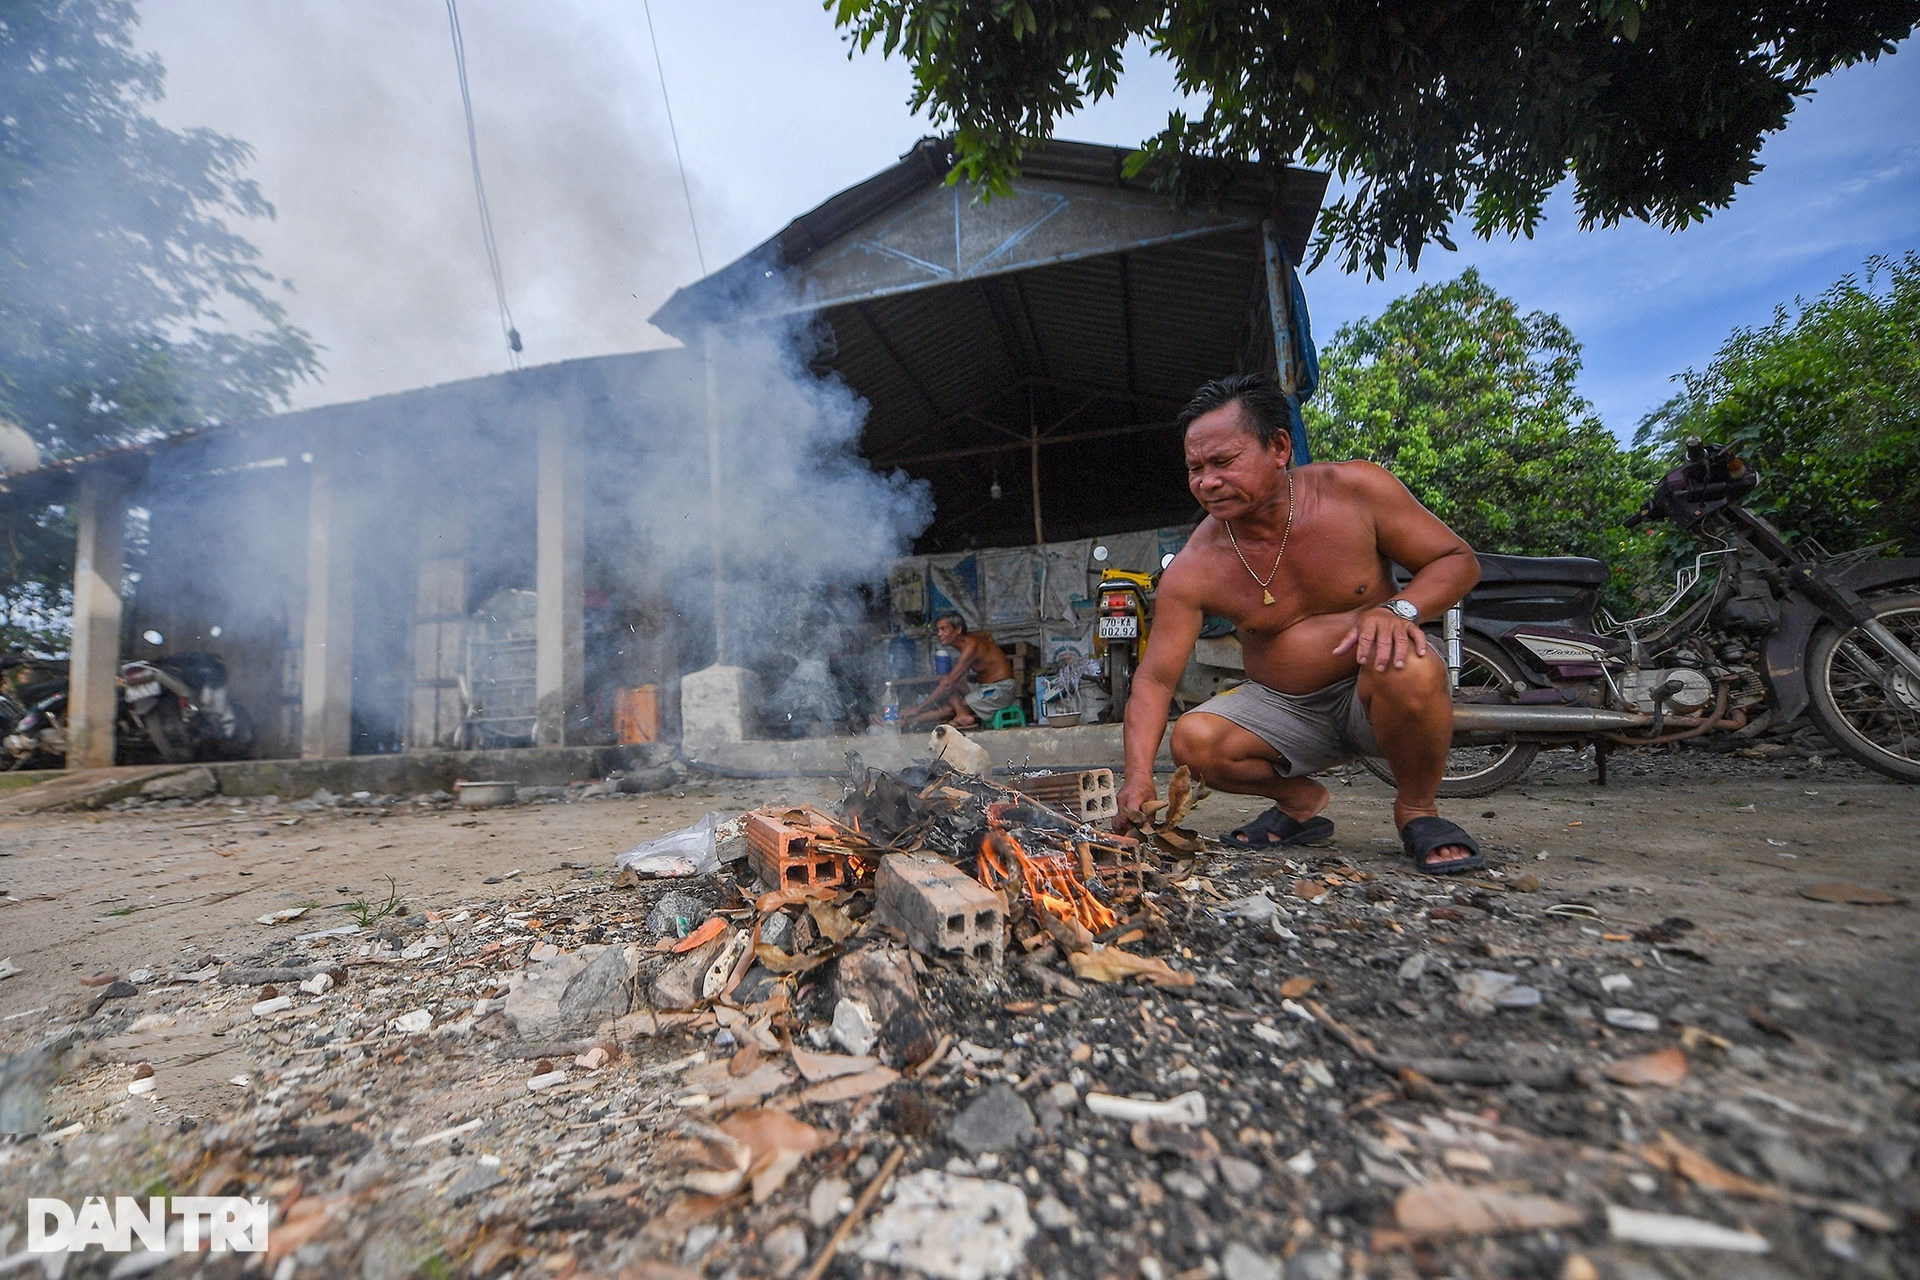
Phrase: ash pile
[{"left": 10, "top": 753, "right": 1915, "bottom": 1280}]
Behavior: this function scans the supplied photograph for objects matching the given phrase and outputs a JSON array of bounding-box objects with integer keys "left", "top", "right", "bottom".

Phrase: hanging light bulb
[{"left": 990, "top": 479, "right": 1003, "bottom": 501}]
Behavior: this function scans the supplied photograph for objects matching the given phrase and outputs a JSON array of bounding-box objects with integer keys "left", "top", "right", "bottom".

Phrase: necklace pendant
[{"left": 1262, "top": 589, "right": 1275, "bottom": 605}]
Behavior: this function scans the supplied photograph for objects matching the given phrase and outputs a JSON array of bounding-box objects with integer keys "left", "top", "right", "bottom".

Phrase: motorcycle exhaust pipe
[{"left": 1451, "top": 704, "right": 1655, "bottom": 732}]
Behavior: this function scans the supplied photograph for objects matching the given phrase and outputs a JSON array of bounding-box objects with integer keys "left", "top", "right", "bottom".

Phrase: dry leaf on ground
[
  {"left": 665, "top": 1123, "right": 752, "bottom": 1196},
  {"left": 1069, "top": 946, "right": 1195, "bottom": 988},
  {"left": 672, "top": 916, "right": 728, "bottom": 953},
  {"left": 790, "top": 1046, "right": 879, "bottom": 1082},
  {"left": 1605, "top": 1046, "right": 1689, "bottom": 1087},
  {"left": 792, "top": 1064, "right": 899, "bottom": 1106}
]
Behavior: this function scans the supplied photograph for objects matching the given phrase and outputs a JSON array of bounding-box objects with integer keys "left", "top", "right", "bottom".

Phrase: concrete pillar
[
  {"left": 67, "top": 471, "right": 129, "bottom": 770},
  {"left": 535, "top": 411, "right": 583, "bottom": 747},
  {"left": 300, "top": 453, "right": 355, "bottom": 758},
  {"left": 406, "top": 491, "right": 469, "bottom": 750}
]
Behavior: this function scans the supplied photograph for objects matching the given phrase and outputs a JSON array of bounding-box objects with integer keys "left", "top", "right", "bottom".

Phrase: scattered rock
[
  {"left": 946, "top": 1084, "right": 1036, "bottom": 1154},
  {"left": 506, "top": 944, "right": 635, "bottom": 1037},
  {"left": 1221, "top": 1241, "right": 1282, "bottom": 1280},
  {"left": 835, "top": 946, "right": 938, "bottom": 1064},
  {"left": 140, "top": 767, "right": 217, "bottom": 801},
  {"left": 853, "top": 1170, "right": 1035, "bottom": 1280},
  {"left": 650, "top": 935, "right": 728, "bottom": 1012},
  {"left": 831, "top": 998, "right": 879, "bottom": 1058},
  {"left": 647, "top": 891, "right": 711, "bottom": 940}
]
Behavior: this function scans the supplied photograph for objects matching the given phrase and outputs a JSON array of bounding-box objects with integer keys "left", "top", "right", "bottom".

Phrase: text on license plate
[{"left": 1099, "top": 616, "right": 1138, "bottom": 639}]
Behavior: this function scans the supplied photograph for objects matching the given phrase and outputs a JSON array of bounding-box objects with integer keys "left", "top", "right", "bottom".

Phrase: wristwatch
[{"left": 1378, "top": 598, "right": 1420, "bottom": 622}]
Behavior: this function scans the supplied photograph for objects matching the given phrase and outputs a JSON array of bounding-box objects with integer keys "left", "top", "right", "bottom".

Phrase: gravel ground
[{"left": 0, "top": 742, "right": 1915, "bottom": 1279}]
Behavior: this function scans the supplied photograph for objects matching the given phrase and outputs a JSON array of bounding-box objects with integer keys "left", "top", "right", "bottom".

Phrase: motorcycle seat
[{"left": 1474, "top": 553, "right": 1608, "bottom": 587}]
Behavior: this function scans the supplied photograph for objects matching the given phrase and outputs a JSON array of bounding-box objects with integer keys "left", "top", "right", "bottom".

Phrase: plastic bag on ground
[{"left": 616, "top": 812, "right": 726, "bottom": 878}]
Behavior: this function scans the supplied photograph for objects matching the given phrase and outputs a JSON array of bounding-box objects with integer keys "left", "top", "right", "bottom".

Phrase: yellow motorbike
[
  {"left": 1091, "top": 546, "right": 1173, "bottom": 719},
  {"left": 1091, "top": 545, "right": 1246, "bottom": 720}
]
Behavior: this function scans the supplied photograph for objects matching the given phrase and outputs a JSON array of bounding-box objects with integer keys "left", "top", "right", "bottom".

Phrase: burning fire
[{"left": 975, "top": 805, "right": 1117, "bottom": 934}]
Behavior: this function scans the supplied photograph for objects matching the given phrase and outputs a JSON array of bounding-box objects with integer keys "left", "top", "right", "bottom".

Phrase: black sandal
[
  {"left": 1221, "top": 806, "right": 1335, "bottom": 850},
  {"left": 1400, "top": 816, "right": 1485, "bottom": 875}
]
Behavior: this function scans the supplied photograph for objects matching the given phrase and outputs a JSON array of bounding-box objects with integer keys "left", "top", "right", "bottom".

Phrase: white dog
[{"left": 929, "top": 723, "right": 991, "bottom": 777}]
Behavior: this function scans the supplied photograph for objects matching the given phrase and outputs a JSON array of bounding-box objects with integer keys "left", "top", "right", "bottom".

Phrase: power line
[
  {"left": 445, "top": 0, "right": 522, "bottom": 369},
  {"left": 641, "top": 0, "right": 707, "bottom": 277}
]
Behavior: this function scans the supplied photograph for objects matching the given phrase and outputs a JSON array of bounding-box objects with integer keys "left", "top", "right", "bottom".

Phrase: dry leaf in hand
[
  {"left": 1069, "top": 945, "right": 1195, "bottom": 988},
  {"left": 1163, "top": 766, "right": 1196, "bottom": 829}
]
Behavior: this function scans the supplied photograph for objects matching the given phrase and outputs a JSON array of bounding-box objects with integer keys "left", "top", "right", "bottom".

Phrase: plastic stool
[{"left": 988, "top": 706, "right": 1027, "bottom": 730}]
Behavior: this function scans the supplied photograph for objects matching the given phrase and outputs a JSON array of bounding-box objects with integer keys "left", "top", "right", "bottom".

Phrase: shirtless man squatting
[{"left": 1116, "top": 373, "right": 1486, "bottom": 873}]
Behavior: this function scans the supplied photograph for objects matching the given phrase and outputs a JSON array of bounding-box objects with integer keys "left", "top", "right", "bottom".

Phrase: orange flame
[{"left": 977, "top": 815, "right": 1116, "bottom": 934}]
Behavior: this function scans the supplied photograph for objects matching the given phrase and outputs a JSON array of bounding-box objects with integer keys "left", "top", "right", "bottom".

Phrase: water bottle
[{"left": 882, "top": 681, "right": 900, "bottom": 727}]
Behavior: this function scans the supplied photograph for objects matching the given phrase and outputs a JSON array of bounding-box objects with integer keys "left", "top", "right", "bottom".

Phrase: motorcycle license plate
[{"left": 1099, "top": 616, "right": 1138, "bottom": 640}]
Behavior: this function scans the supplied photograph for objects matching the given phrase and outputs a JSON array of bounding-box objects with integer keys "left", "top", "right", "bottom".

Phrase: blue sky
[{"left": 140, "top": 3, "right": 1917, "bottom": 441}]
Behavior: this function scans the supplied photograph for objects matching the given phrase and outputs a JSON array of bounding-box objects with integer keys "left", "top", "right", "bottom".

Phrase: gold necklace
[{"left": 1224, "top": 469, "right": 1294, "bottom": 606}]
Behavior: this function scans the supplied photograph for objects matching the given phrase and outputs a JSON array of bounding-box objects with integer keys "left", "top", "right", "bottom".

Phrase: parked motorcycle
[
  {"left": 1367, "top": 438, "right": 1920, "bottom": 796},
  {"left": 120, "top": 651, "right": 254, "bottom": 763},
  {"left": 1093, "top": 546, "right": 1241, "bottom": 721},
  {"left": 1092, "top": 546, "right": 1161, "bottom": 716},
  {"left": 0, "top": 657, "right": 73, "bottom": 769},
  {"left": 0, "top": 651, "right": 253, "bottom": 768}
]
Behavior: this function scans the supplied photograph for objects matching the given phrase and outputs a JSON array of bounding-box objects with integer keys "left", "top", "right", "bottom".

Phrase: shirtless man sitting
[
  {"left": 1116, "top": 374, "right": 1487, "bottom": 874},
  {"left": 905, "top": 614, "right": 1018, "bottom": 729}
]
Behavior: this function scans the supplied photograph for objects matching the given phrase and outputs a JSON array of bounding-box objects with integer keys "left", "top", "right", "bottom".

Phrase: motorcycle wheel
[
  {"left": 1362, "top": 633, "right": 1541, "bottom": 798},
  {"left": 1806, "top": 592, "right": 1920, "bottom": 783},
  {"left": 1108, "top": 645, "right": 1133, "bottom": 723},
  {"left": 141, "top": 698, "right": 197, "bottom": 764}
]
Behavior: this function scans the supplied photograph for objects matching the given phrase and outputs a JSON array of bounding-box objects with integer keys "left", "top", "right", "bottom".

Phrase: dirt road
[{"left": 0, "top": 746, "right": 1914, "bottom": 1277}]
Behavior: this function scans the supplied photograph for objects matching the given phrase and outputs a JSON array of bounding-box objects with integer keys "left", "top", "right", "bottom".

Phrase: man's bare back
[
  {"left": 905, "top": 615, "right": 1013, "bottom": 727},
  {"left": 1118, "top": 375, "right": 1484, "bottom": 874}
]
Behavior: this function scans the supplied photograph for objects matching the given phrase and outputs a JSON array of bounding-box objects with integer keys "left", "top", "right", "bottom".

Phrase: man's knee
[
  {"left": 1170, "top": 714, "right": 1230, "bottom": 771},
  {"left": 1359, "top": 652, "right": 1450, "bottom": 716}
]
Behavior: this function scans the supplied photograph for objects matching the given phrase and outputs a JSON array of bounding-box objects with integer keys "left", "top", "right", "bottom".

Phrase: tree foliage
[
  {"left": 1305, "top": 270, "right": 1659, "bottom": 604},
  {"left": 829, "top": 0, "right": 1919, "bottom": 276},
  {"left": 1637, "top": 253, "right": 1920, "bottom": 557},
  {"left": 0, "top": 0, "right": 318, "bottom": 650},
  {"left": 0, "top": 0, "right": 318, "bottom": 457}
]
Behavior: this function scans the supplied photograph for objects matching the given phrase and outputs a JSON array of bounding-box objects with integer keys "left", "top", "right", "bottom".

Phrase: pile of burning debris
[{"left": 5, "top": 751, "right": 1915, "bottom": 1279}]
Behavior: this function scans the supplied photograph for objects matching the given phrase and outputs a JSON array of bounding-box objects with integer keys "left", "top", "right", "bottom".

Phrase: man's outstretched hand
[
  {"left": 1334, "top": 609, "right": 1429, "bottom": 671},
  {"left": 1115, "top": 776, "right": 1158, "bottom": 835}
]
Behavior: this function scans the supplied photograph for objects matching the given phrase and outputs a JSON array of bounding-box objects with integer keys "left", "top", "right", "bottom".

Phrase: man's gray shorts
[
  {"left": 1187, "top": 678, "right": 1382, "bottom": 777},
  {"left": 964, "top": 678, "right": 1018, "bottom": 717}
]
